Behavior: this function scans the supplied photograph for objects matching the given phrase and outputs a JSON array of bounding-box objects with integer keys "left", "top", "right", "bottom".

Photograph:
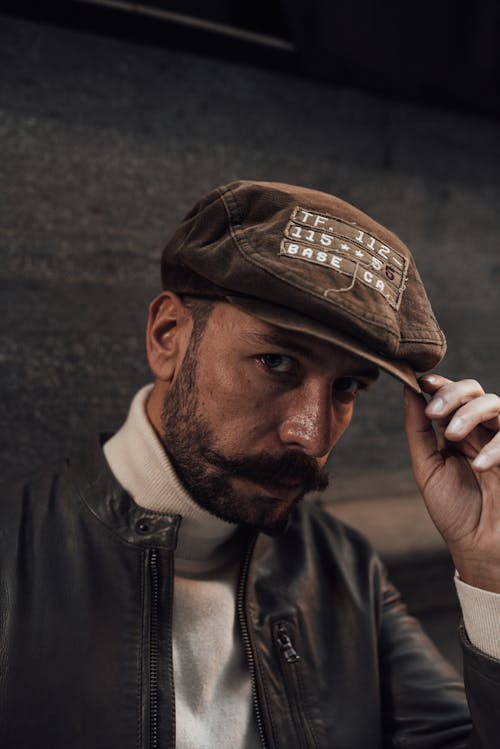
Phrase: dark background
[
  {"left": 1, "top": 1, "right": 498, "bottom": 492},
  {"left": 1, "top": 0, "right": 499, "bottom": 667}
]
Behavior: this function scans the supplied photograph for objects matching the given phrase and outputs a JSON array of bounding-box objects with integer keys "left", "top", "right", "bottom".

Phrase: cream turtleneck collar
[{"left": 103, "top": 384, "right": 238, "bottom": 572}]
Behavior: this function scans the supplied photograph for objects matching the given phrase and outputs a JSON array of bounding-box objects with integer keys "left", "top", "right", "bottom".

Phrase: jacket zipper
[
  {"left": 149, "top": 548, "right": 160, "bottom": 749},
  {"left": 147, "top": 547, "right": 176, "bottom": 749},
  {"left": 273, "top": 620, "right": 316, "bottom": 749},
  {"left": 236, "top": 535, "right": 269, "bottom": 749}
]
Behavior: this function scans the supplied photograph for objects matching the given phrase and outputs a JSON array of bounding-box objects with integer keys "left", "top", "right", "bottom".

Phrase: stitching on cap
[
  {"left": 223, "top": 187, "right": 441, "bottom": 343},
  {"left": 400, "top": 335, "right": 446, "bottom": 345},
  {"left": 220, "top": 186, "right": 443, "bottom": 345},
  {"left": 290, "top": 203, "right": 406, "bottom": 258},
  {"left": 221, "top": 187, "right": 399, "bottom": 337},
  {"left": 279, "top": 239, "right": 405, "bottom": 311},
  {"left": 283, "top": 207, "right": 409, "bottom": 310}
]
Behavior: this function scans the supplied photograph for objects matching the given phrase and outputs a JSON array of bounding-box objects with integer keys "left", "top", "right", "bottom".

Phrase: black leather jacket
[{"left": 1, "top": 438, "right": 499, "bottom": 748}]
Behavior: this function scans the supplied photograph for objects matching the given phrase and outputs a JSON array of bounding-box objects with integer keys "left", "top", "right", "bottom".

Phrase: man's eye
[
  {"left": 258, "top": 354, "right": 295, "bottom": 374},
  {"left": 333, "top": 377, "right": 363, "bottom": 401}
]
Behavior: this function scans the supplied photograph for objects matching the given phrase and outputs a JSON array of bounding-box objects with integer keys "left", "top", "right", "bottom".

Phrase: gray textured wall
[{"left": 1, "top": 15, "right": 499, "bottom": 499}]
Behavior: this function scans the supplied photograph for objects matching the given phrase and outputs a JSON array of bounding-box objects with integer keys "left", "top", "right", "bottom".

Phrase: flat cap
[{"left": 161, "top": 180, "right": 446, "bottom": 391}]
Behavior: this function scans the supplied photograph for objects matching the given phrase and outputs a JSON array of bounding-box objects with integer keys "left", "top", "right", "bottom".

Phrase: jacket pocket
[{"left": 272, "top": 618, "right": 318, "bottom": 749}]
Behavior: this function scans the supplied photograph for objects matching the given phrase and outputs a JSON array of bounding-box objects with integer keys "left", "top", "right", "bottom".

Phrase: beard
[{"left": 159, "top": 338, "right": 329, "bottom": 535}]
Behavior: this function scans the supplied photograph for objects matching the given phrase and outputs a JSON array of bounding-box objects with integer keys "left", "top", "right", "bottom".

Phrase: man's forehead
[{"left": 209, "top": 302, "right": 379, "bottom": 378}]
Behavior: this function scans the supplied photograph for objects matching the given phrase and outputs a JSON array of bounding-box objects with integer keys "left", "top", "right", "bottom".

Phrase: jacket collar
[{"left": 66, "top": 434, "right": 181, "bottom": 551}]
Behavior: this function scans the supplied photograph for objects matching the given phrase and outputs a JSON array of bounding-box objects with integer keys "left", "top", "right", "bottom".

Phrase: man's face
[{"left": 160, "top": 302, "right": 378, "bottom": 534}]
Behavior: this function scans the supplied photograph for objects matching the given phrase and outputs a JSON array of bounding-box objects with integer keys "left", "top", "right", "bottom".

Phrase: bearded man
[{"left": 2, "top": 180, "right": 500, "bottom": 748}]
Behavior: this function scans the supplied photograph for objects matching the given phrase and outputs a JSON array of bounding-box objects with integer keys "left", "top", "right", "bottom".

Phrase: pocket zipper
[{"left": 273, "top": 620, "right": 316, "bottom": 749}]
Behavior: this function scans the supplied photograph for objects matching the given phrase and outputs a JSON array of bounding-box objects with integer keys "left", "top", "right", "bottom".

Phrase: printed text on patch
[{"left": 279, "top": 207, "right": 409, "bottom": 309}]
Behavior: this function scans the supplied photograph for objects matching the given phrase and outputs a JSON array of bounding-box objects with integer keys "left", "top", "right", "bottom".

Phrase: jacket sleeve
[
  {"left": 459, "top": 624, "right": 500, "bottom": 749},
  {"left": 377, "top": 569, "right": 500, "bottom": 748}
]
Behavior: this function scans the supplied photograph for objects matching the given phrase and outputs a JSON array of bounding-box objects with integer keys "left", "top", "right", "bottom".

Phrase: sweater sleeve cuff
[{"left": 455, "top": 572, "right": 500, "bottom": 661}]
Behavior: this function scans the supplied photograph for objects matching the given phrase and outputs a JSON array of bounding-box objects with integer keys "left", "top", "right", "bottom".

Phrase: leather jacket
[{"left": 1, "top": 438, "right": 498, "bottom": 749}]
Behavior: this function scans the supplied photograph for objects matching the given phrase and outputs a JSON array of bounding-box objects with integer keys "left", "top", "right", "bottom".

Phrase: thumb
[{"left": 404, "top": 386, "right": 442, "bottom": 491}]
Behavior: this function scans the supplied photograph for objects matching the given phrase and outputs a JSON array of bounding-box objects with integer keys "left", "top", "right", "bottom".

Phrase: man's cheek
[{"left": 331, "top": 408, "right": 355, "bottom": 446}]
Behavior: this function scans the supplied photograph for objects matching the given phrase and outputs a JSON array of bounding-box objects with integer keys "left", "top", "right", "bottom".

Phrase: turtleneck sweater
[{"left": 103, "top": 384, "right": 259, "bottom": 748}]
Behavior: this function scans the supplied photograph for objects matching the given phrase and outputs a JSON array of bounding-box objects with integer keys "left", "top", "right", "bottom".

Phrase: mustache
[{"left": 203, "top": 448, "right": 329, "bottom": 493}]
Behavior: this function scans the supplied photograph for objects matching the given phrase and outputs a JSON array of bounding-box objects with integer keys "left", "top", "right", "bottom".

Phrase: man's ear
[{"left": 146, "top": 291, "right": 193, "bottom": 382}]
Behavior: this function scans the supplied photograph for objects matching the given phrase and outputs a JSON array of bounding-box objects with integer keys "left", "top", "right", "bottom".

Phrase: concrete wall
[{"left": 1, "top": 15, "right": 499, "bottom": 500}]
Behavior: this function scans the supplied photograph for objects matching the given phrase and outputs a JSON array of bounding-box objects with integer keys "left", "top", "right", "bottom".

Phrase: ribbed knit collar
[{"left": 103, "top": 385, "right": 239, "bottom": 572}]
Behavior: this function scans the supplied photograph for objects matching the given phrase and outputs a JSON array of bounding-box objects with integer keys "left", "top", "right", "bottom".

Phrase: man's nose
[{"left": 277, "top": 384, "right": 334, "bottom": 458}]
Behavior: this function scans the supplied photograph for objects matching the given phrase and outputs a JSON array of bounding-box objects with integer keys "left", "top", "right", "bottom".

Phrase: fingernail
[
  {"left": 422, "top": 374, "right": 438, "bottom": 384},
  {"left": 428, "top": 397, "right": 445, "bottom": 414},
  {"left": 447, "top": 417, "right": 465, "bottom": 435},
  {"left": 473, "top": 454, "right": 491, "bottom": 470}
]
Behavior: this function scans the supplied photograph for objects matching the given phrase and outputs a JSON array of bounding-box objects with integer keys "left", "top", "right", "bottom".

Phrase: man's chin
[
  {"left": 189, "top": 485, "right": 304, "bottom": 536},
  {"left": 230, "top": 476, "right": 306, "bottom": 504},
  {"left": 205, "top": 502, "right": 293, "bottom": 537}
]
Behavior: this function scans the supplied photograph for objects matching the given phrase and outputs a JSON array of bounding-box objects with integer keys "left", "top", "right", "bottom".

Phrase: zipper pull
[{"left": 275, "top": 622, "right": 300, "bottom": 663}]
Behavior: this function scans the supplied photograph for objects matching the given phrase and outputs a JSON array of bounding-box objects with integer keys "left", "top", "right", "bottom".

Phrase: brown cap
[{"left": 161, "top": 180, "right": 446, "bottom": 392}]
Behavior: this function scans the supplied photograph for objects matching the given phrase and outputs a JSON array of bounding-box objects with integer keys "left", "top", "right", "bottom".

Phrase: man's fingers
[
  {"left": 417, "top": 376, "right": 500, "bottom": 474},
  {"left": 403, "top": 386, "right": 442, "bottom": 488},
  {"left": 424, "top": 378, "right": 485, "bottom": 421},
  {"left": 419, "top": 374, "right": 452, "bottom": 395},
  {"left": 471, "top": 431, "right": 500, "bottom": 472},
  {"left": 444, "top": 393, "right": 500, "bottom": 440}
]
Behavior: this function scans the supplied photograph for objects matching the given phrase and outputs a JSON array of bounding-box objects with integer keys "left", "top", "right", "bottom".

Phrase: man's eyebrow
[
  {"left": 244, "top": 330, "right": 379, "bottom": 380},
  {"left": 244, "top": 330, "right": 317, "bottom": 359}
]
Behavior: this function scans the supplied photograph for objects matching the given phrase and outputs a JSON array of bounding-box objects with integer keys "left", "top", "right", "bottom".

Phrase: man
[{"left": 1, "top": 180, "right": 499, "bottom": 748}]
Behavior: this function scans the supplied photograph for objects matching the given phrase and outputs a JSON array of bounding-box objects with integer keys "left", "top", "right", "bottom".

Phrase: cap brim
[{"left": 226, "top": 296, "right": 421, "bottom": 393}]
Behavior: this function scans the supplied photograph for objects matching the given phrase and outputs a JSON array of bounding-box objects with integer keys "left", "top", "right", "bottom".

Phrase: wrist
[{"left": 454, "top": 556, "right": 500, "bottom": 594}]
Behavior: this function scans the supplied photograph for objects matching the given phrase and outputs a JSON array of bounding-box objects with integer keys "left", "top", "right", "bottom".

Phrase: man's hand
[{"left": 404, "top": 375, "right": 500, "bottom": 593}]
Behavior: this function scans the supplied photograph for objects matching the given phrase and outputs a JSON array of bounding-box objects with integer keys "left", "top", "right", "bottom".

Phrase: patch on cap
[
  {"left": 279, "top": 206, "right": 409, "bottom": 310},
  {"left": 160, "top": 180, "right": 447, "bottom": 376}
]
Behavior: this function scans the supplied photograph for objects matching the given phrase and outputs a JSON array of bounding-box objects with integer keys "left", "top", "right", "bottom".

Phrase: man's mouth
[
  {"left": 236, "top": 476, "right": 304, "bottom": 501},
  {"left": 205, "top": 447, "right": 330, "bottom": 495}
]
